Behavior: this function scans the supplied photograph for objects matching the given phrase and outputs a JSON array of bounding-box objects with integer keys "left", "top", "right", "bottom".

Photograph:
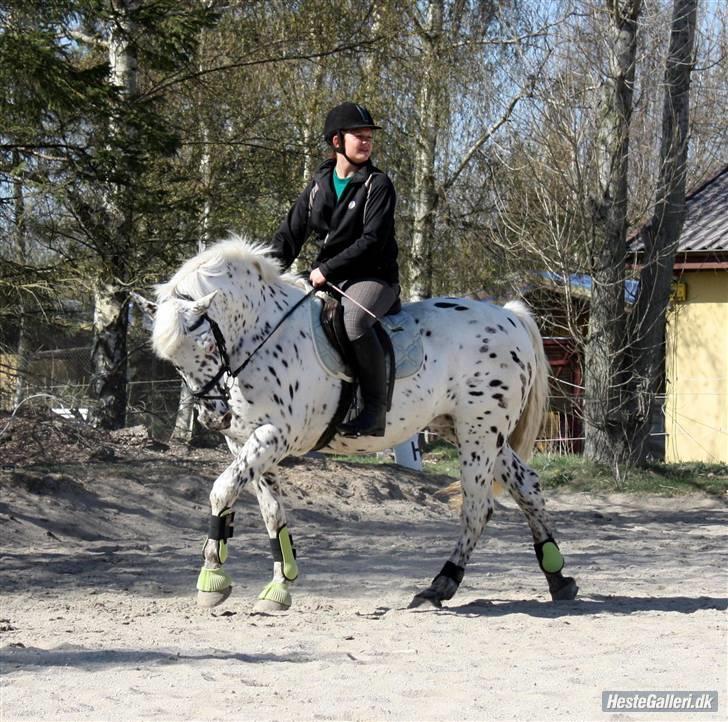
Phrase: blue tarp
[{"left": 538, "top": 272, "right": 639, "bottom": 304}]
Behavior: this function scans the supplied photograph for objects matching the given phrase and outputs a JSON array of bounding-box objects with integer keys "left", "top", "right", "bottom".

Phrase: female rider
[{"left": 270, "top": 102, "right": 399, "bottom": 438}]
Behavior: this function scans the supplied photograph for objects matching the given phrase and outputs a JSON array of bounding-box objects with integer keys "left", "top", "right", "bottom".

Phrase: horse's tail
[{"left": 503, "top": 300, "right": 549, "bottom": 462}]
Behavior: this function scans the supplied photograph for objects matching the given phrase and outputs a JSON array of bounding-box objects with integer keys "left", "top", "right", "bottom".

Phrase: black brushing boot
[{"left": 337, "top": 328, "right": 387, "bottom": 437}]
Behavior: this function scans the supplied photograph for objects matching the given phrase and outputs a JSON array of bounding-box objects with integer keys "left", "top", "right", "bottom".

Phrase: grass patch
[
  {"left": 330, "top": 439, "right": 460, "bottom": 477},
  {"left": 332, "top": 441, "right": 728, "bottom": 497},
  {"left": 532, "top": 455, "right": 728, "bottom": 496}
]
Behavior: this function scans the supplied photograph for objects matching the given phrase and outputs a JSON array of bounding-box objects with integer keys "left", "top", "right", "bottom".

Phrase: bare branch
[{"left": 440, "top": 92, "right": 524, "bottom": 194}]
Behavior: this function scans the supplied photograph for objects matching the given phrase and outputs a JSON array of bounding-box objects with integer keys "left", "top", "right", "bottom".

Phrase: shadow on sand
[
  {"left": 426, "top": 593, "right": 728, "bottom": 618},
  {"left": 0, "top": 645, "right": 310, "bottom": 673}
]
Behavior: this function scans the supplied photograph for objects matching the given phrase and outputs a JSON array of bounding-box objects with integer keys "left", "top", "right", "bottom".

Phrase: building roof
[{"left": 629, "top": 164, "right": 728, "bottom": 253}]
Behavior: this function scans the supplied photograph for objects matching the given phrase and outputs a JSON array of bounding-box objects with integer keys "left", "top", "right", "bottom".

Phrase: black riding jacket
[{"left": 271, "top": 159, "right": 399, "bottom": 285}]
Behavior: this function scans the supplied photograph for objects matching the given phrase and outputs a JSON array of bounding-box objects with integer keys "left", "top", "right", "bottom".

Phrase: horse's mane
[
  {"left": 152, "top": 235, "right": 283, "bottom": 359},
  {"left": 155, "top": 235, "right": 282, "bottom": 302}
]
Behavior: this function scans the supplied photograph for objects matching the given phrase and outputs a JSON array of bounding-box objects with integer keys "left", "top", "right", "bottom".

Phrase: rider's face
[{"left": 337, "top": 129, "right": 373, "bottom": 163}]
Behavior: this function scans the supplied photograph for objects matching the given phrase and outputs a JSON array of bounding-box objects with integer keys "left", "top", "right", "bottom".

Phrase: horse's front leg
[
  {"left": 251, "top": 471, "right": 299, "bottom": 612},
  {"left": 197, "top": 424, "right": 286, "bottom": 608}
]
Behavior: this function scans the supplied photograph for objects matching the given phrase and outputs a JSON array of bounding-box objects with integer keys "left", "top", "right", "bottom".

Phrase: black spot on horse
[
  {"left": 489, "top": 379, "right": 502, "bottom": 387},
  {"left": 434, "top": 302, "right": 459, "bottom": 308}
]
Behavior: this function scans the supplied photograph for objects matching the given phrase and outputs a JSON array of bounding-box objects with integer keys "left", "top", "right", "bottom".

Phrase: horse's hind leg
[
  {"left": 251, "top": 471, "right": 299, "bottom": 612},
  {"left": 495, "top": 444, "right": 578, "bottom": 601},
  {"left": 409, "top": 425, "right": 497, "bottom": 609}
]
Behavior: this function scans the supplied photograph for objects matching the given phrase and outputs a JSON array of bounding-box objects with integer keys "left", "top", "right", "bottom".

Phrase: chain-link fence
[
  {"left": 0, "top": 340, "right": 183, "bottom": 438},
  {"left": 2, "top": 337, "right": 589, "bottom": 455}
]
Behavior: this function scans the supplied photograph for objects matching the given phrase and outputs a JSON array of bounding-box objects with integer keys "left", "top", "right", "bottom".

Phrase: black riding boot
[{"left": 337, "top": 328, "right": 387, "bottom": 437}]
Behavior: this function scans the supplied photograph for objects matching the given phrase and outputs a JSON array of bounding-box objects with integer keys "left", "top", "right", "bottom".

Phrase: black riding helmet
[{"left": 323, "top": 102, "right": 382, "bottom": 165}]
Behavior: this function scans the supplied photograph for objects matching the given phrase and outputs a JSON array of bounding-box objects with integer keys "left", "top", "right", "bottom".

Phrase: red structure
[{"left": 542, "top": 337, "right": 583, "bottom": 453}]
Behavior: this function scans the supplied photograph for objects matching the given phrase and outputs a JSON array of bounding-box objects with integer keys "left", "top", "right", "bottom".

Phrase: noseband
[
  {"left": 183, "top": 289, "right": 315, "bottom": 404},
  {"left": 187, "top": 312, "right": 234, "bottom": 402}
]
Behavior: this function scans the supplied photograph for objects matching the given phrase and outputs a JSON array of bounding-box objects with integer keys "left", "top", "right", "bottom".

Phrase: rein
[{"left": 188, "top": 288, "right": 315, "bottom": 403}]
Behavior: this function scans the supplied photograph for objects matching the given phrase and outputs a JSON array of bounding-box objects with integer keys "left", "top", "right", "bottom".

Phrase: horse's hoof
[
  {"left": 408, "top": 592, "right": 443, "bottom": 609},
  {"left": 197, "top": 586, "right": 232, "bottom": 608},
  {"left": 255, "top": 581, "right": 291, "bottom": 612},
  {"left": 550, "top": 576, "right": 578, "bottom": 601},
  {"left": 253, "top": 597, "right": 290, "bottom": 613}
]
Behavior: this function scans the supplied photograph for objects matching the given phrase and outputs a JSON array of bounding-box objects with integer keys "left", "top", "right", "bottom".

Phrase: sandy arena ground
[{"left": 0, "top": 419, "right": 726, "bottom": 722}]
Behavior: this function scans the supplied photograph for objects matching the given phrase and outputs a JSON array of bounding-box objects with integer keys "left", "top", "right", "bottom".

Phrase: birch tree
[
  {"left": 87, "top": 0, "right": 140, "bottom": 429},
  {"left": 403, "top": 0, "right": 545, "bottom": 300},
  {"left": 8, "top": 150, "right": 31, "bottom": 405}
]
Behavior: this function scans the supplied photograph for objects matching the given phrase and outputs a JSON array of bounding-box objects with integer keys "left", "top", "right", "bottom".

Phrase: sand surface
[{"left": 0, "top": 420, "right": 726, "bottom": 722}]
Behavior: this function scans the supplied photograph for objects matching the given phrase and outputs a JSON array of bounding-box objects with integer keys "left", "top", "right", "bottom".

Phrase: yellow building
[
  {"left": 666, "top": 271, "right": 727, "bottom": 462},
  {"left": 655, "top": 167, "right": 728, "bottom": 463}
]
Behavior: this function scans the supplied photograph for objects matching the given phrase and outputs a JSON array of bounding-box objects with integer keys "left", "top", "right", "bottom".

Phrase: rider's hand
[{"left": 309, "top": 267, "right": 327, "bottom": 289}]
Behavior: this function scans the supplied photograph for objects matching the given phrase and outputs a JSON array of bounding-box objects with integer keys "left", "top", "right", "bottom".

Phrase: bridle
[{"left": 182, "top": 289, "right": 315, "bottom": 404}]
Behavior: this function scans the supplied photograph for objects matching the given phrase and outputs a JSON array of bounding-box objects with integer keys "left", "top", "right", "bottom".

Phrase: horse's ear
[
  {"left": 131, "top": 292, "right": 157, "bottom": 321},
  {"left": 190, "top": 290, "right": 218, "bottom": 317}
]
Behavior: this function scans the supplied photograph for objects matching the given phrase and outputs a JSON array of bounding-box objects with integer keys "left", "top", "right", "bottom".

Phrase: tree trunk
[
  {"left": 291, "top": 16, "right": 326, "bottom": 278},
  {"left": 583, "top": 0, "right": 642, "bottom": 471},
  {"left": 90, "top": 283, "right": 129, "bottom": 428},
  {"left": 11, "top": 149, "right": 31, "bottom": 407},
  {"left": 89, "top": 0, "right": 138, "bottom": 429},
  {"left": 627, "top": 0, "right": 698, "bottom": 463},
  {"left": 172, "top": 91, "right": 211, "bottom": 443},
  {"left": 409, "top": 0, "right": 444, "bottom": 302},
  {"left": 13, "top": 313, "right": 32, "bottom": 408}
]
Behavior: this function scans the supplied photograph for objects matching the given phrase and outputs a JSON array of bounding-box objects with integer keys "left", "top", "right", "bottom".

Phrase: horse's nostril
[{"left": 221, "top": 411, "right": 232, "bottom": 428}]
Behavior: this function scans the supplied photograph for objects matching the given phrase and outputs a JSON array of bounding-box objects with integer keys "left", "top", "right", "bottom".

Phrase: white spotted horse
[{"left": 134, "top": 236, "right": 578, "bottom": 611}]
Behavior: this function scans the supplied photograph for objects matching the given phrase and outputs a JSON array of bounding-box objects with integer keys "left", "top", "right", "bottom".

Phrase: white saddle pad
[{"left": 309, "top": 296, "right": 424, "bottom": 382}]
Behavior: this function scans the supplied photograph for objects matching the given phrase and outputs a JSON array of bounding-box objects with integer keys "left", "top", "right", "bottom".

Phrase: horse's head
[
  {"left": 134, "top": 290, "right": 233, "bottom": 431},
  {"left": 133, "top": 237, "right": 288, "bottom": 433}
]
